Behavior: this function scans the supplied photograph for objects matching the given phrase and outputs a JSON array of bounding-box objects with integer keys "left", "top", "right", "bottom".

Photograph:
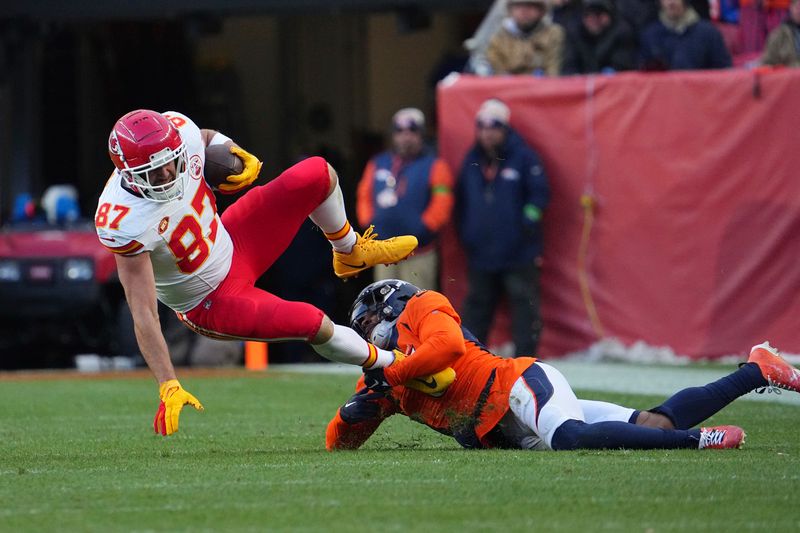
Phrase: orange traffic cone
[{"left": 244, "top": 341, "right": 268, "bottom": 370}]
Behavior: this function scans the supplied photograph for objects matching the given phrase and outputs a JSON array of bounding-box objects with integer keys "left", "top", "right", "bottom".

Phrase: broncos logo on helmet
[{"left": 349, "top": 279, "right": 421, "bottom": 350}]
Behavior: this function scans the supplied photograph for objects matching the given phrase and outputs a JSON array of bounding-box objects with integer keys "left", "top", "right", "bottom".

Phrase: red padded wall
[{"left": 437, "top": 68, "right": 800, "bottom": 359}]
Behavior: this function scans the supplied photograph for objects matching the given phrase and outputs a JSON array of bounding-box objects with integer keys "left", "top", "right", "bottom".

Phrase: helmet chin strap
[{"left": 119, "top": 174, "right": 146, "bottom": 198}]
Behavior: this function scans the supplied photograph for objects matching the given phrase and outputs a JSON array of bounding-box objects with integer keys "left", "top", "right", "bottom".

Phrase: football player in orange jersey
[
  {"left": 327, "top": 279, "right": 800, "bottom": 451},
  {"left": 98, "top": 110, "right": 419, "bottom": 436}
]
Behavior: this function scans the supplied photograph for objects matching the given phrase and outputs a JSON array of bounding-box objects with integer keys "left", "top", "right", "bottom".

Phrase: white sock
[
  {"left": 312, "top": 324, "right": 395, "bottom": 368},
  {"left": 309, "top": 183, "right": 357, "bottom": 252}
]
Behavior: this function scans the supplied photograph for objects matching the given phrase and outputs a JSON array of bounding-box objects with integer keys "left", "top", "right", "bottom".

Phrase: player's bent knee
[
  {"left": 636, "top": 411, "right": 674, "bottom": 430},
  {"left": 549, "top": 419, "right": 586, "bottom": 451},
  {"left": 326, "top": 163, "right": 338, "bottom": 195},
  {"left": 310, "top": 315, "right": 334, "bottom": 345}
]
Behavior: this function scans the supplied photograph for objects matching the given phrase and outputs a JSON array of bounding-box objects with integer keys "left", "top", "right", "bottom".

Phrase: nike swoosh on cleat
[
  {"left": 339, "top": 261, "right": 367, "bottom": 269},
  {"left": 344, "top": 401, "right": 357, "bottom": 408},
  {"left": 414, "top": 377, "right": 438, "bottom": 389}
]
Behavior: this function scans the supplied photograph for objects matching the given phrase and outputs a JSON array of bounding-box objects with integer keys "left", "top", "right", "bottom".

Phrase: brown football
[{"left": 204, "top": 144, "right": 244, "bottom": 189}]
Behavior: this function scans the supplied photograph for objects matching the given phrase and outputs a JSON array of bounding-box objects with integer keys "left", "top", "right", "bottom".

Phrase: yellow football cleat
[{"left": 333, "top": 226, "right": 418, "bottom": 279}]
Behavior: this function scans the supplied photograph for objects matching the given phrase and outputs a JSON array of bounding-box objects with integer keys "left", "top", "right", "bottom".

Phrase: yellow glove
[
  {"left": 217, "top": 145, "right": 263, "bottom": 194},
  {"left": 153, "top": 379, "right": 204, "bottom": 436},
  {"left": 392, "top": 350, "right": 457, "bottom": 398}
]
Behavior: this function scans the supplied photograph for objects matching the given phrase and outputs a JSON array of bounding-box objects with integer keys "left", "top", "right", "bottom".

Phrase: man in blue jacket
[
  {"left": 357, "top": 108, "right": 454, "bottom": 290},
  {"left": 456, "top": 98, "right": 550, "bottom": 356},
  {"left": 640, "top": 0, "right": 732, "bottom": 70}
]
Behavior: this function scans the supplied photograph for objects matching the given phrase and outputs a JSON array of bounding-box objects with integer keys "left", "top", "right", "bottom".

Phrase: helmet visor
[{"left": 350, "top": 301, "right": 381, "bottom": 339}]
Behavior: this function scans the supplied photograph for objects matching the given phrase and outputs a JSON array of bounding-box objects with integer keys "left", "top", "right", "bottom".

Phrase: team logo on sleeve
[
  {"left": 189, "top": 155, "right": 203, "bottom": 180},
  {"left": 158, "top": 217, "right": 170, "bottom": 235}
]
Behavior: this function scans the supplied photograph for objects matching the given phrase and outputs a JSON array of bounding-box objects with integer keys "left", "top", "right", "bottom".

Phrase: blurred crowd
[{"left": 466, "top": 0, "right": 800, "bottom": 75}]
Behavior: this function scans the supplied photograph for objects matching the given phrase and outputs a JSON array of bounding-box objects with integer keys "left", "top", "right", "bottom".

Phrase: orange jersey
[{"left": 326, "top": 290, "right": 535, "bottom": 450}]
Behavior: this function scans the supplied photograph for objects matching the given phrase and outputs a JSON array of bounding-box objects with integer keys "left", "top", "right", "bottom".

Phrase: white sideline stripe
[{"left": 275, "top": 361, "right": 800, "bottom": 406}]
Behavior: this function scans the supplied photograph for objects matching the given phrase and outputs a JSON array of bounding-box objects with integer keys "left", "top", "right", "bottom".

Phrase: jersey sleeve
[
  {"left": 325, "top": 377, "right": 399, "bottom": 451},
  {"left": 356, "top": 160, "right": 376, "bottom": 229},
  {"left": 163, "top": 111, "right": 205, "bottom": 161},
  {"left": 383, "top": 291, "right": 466, "bottom": 386},
  {"left": 95, "top": 195, "right": 152, "bottom": 256},
  {"left": 97, "top": 233, "right": 145, "bottom": 256},
  {"left": 162, "top": 111, "right": 202, "bottom": 142},
  {"left": 326, "top": 410, "right": 385, "bottom": 451},
  {"left": 421, "top": 158, "right": 454, "bottom": 233}
]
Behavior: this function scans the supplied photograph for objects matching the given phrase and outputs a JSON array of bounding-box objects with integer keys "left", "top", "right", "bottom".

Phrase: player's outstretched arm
[
  {"left": 115, "top": 253, "right": 204, "bottom": 435},
  {"left": 382, "top": 309, "right": 464, "bottom": 386},
  {"left": 326, "top": 386, "right": 395, "bottom": 451}
]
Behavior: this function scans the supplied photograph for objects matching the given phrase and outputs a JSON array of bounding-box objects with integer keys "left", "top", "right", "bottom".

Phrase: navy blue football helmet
[{"left": 349, "top": 279, "right": 421, "bottom": 349}]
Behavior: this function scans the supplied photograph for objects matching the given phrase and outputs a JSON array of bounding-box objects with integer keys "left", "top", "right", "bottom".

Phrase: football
[{"left": 204, "top": 144, "right": 244, "bottom": 189}]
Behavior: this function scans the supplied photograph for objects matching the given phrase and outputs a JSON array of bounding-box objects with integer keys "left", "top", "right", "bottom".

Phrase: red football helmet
[{"left": 108, "top": 109, "right": 187, "bottom": 202}]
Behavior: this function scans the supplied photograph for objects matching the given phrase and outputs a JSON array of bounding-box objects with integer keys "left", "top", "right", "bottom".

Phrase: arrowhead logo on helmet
[{"left": 108, "top": 133, "right": 122, "bottom": 158}]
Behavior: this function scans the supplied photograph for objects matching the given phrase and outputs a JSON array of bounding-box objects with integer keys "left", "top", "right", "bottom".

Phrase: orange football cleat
[
  {"left": 698, "top": 425, "right": 746, "bottom": 450},
  {"left": 748, "top": 341, "right": 800, "bottom": 393}
]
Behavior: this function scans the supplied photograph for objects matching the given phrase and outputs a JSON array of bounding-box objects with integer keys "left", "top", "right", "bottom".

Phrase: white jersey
[{"left": 95, "top": 111, "right": 233, "bottom": 313}]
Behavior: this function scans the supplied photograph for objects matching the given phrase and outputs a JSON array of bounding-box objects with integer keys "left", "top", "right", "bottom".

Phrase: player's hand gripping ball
[{"left": 204, "top": 144, "right": 262, "bottom": 194}]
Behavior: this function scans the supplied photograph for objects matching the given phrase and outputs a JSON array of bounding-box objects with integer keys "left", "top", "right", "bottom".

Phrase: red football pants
[{"left": 180, "top": 156, "right": 330, "bottom": 341}]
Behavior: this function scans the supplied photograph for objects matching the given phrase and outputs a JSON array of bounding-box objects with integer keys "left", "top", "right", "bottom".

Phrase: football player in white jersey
[{"left": 96, "top": 109, "right": 419, "bottom": 436}]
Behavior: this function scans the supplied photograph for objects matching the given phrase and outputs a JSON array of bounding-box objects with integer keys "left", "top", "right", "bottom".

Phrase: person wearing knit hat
[
  {"left": 391, "top": 107, "right": 425, "bottom": 134},
  {"left": 356, "top": 107, "right": 455, "bottom": 290},
  {"left": 562, "top": 0, "right": 638, "bottom": 74},
  {"left": 455, "top": 98, "right": 550, "bottom": 356},
  {"left": 475, "top": 98, "right": 512, "bottom": 126},
  {"left": 484, "top": 0, "right": 566, "bottom": 75}
]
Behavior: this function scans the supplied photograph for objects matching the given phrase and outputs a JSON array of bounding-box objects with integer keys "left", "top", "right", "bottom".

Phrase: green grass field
[{"left": 1, "top": 370, "right": 798, "bottom": 532}]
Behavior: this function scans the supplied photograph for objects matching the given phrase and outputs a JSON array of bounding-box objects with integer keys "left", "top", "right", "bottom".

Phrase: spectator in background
[
  {"left": 456, "top": 99, "right": 549, "bottom": 356},
  {"left": 356, "top": 108, "right": 454, "bottom": 290},
  {"left": 616, "top": 0, "right": 661, "bottom": 38},
  {"left": 760, "top": 0, "right": 800, "bottom": 65},
  {"left": 617, "top": 0, "right": 712, "bottom": 37},
  {"left": 640, "top": 0, "right": 733, "bottom": 69},
  {"left": 740, "top": 0, "right": 790, "bottom": 53},
  {"left": 484, "top": 0, "right": 566, "bottom": 76},
  {"left": 563, "top": 0, "right": 639, "bottom": 74},
  {"left": 552, "top": 0, "right": 585, "bottom": 28}
]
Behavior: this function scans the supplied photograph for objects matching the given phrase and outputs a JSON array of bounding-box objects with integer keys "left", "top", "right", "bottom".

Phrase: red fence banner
[{"left": 437, "top": 68, "right": 800, "bottom": 359}]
